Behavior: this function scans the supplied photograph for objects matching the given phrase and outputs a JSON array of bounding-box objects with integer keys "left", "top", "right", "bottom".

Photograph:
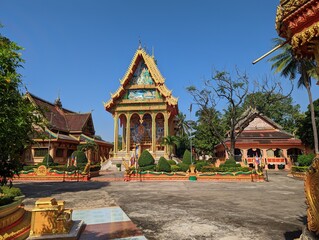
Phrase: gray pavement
[{"left": 16, "top": 171, "right": 306, "bottom": 240}]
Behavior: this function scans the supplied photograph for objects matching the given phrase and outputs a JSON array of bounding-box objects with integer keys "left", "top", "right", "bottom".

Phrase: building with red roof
[{"left": 23, "top": 92, "right": 113, "bottom": 165}]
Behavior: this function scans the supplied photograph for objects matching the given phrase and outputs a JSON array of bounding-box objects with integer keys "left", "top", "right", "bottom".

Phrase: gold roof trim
[{"left": 105, "top": 48, "right": 178, "bottom": 111}]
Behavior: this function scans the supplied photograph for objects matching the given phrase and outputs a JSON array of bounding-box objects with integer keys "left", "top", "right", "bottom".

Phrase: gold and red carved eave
[{"left": 276, "top": 0, "right": 319, "bottom": 57}]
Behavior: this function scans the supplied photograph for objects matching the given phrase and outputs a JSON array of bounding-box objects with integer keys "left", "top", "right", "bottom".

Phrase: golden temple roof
[{"left": 104, "top": 48, "right": 178, "bottom": 112}]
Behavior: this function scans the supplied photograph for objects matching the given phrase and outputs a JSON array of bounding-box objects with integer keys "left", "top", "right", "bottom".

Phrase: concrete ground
[{"left": 16, "top": 171, "right": 306, "bottom": 240}]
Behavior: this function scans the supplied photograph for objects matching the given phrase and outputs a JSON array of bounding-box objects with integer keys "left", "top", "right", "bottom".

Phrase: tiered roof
[
  {"left": 27, "top": 92, "right": 94, "bottom": 134},
  {"left": 104, "top": 48, "right": 178, "bottom": 113}
]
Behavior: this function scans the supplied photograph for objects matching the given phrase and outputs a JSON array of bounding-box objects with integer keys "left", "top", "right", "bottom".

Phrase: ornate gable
[{"left": 104, "top": 48, "right": 178, "bottom": 115}]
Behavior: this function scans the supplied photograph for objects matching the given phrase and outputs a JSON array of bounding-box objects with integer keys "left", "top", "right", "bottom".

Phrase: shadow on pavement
[{"left": 283, "top": 215, "right": 307, "bottom": 240}]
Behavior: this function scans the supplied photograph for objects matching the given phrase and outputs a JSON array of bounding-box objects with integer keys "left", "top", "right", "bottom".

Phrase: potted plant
[{"left": 116, "top": 163, "right": 121, "bottom": 171}]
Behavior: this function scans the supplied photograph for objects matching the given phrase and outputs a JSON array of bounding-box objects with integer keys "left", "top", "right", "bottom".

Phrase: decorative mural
[
  {"left": 128, "top": 89, "right": 156, "bottom": 100},
  {"left": 130, "top": 115, "right": 152, "bottom": 144},
  {"left": 131, "top": 61, "right": 154, "bottom": 85}
]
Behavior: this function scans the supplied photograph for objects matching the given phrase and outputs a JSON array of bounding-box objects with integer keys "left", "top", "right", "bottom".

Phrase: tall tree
[
  {"left": 269, "top": 38, "right": 319, "bottom": 155},
  {"left": 187, "top": 70, "right": 250, "bottom": 158},
  {"left": 187, "top": 69, "right": 291, "bottom": 159},
  {"left": 297, "top": 99, "right": 319, "bottom": 149},
  {"left": 0, "top": 30, "right": 41, "bottom": 184},
  {"left": 174, "top": 112, "right": 190, "bottom": 137}
]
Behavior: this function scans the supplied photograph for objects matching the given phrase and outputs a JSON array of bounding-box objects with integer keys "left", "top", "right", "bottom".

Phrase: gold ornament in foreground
[{"left": 305, "top": 156, "right": 319, "bottom": 235}]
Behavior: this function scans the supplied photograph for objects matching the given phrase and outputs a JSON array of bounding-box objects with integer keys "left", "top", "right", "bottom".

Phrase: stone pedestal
[{"left": 27, "top": 198, "right": 84, "bottom": 240}]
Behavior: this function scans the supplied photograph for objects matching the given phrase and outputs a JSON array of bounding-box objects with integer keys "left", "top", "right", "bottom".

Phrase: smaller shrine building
[
  {"left": 215, "top": 109, "right": 311, "bottom": 170},
  {"left": 23, "top": 93, "right": 113, "bottom": 165}
]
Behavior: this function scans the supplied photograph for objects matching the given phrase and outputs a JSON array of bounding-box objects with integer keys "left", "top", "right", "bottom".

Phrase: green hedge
[
  {"left": 139, "top": 164, "right": 156, "bottom": 171},
  {"left": 171, "top": 165, "right": 181, "bottom": 172},
  {"left": 201, "top": 166, "right": 251, "bottom": 173},
  {"left": 195, "top": 161, "right": 209, "bottom": 171},
  {"left": 177, "top": 162, "right": 190, "bottom": 172},
  {"left": 138, "top": 150, "right": 155, "bottom": 167},
  {"left": 156, "top": 157, "right": 171, "bottom": 172},
  {"left": 292, "top": 166, "right": 309, "bottom": 172}
]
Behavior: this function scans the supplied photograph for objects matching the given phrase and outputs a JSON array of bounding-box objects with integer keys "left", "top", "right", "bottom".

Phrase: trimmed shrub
[
  {"left": 72, "top": 151, "right": 88, "bottom": 164},
  {"left": 139, "top": 165, "right": 156, "bottom": 172},
  {"left": 0, "top": 186, "right": 23, "bottom": 206},
  {"left": 291, "top": 166, "right": 309, "bottom": 172},
  {"left": 42, "top": 154, "right": 56, "bottom": 166},
  {"left": 171, "top": 165, "right": 181, "bottom": 172},
  {"left": 157, "top": 157, "right": 171, "bottom": 172},
  {"left": 138, "top": 150, "right": 155, "bottom": 167},
  {"left": 182, "top": 150, "right": 193, "bottom": 165},
  {"left": 90, "top": 165, "right": 101, "bottom": 172},
  {"left": 178, "top": 162, "right": 190, "bottom": 172},
  {"left": 195, "top": 161, "right": 209, "bottom": 172},
  {"left": 297, "top": 154, "right": 314, "bottom": 167},
  {"left": 1, "top": 186, "right": 22, "bottom": 198},
  {"left": 220, "top": 158, "right": 240, "bottom": 169},
  {"left": 168, "top": 160, "right": 177, "bottom": 165}
]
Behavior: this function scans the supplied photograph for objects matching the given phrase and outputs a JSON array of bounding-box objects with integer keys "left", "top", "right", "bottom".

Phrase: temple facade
[
  {"left": 105, "top": 47, "right": 178, "bottom": 161},
  {"left": 215, "top": 109, "right": 310, "bottom": 170},
  {"left": 23, "top": 93, "right": 113, "bottom": 165}
]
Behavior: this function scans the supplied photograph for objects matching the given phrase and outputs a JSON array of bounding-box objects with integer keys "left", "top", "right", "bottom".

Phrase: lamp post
[
  {"left": 189, "top": 104, "right": 193, "bottom": 165},
  {"left": 47, "top": 112, "right": 53, "bottom": 166}
]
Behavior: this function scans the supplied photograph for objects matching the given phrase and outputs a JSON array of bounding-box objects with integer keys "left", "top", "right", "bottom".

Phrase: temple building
[
  {"left": 104, "top": 47, "right": 178, "bottom": 161},
  {"left": 215, "top": 109, "right": 310, "bottom": 170},
  {"left": 23, "top": 93, "right": 113, "bottom": 165}
]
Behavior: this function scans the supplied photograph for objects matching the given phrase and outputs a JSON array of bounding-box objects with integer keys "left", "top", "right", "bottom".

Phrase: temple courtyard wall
[{"left": 15, "top": 171, "right": 306, "bottom": 240}]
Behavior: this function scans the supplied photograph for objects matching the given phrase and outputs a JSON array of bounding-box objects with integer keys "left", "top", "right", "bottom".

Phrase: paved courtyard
[{"left": 16, "top": 171, "right": 306, "bottom": 240}]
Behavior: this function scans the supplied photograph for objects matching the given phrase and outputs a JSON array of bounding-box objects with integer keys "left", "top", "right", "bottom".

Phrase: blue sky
[{"left": 2, "top": 0, "right": 317, "bottom": 141}]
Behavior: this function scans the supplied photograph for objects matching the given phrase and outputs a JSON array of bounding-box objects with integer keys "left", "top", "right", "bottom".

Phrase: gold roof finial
[{"left": 138, "top": 37, "right": 142, "bottom": 50}]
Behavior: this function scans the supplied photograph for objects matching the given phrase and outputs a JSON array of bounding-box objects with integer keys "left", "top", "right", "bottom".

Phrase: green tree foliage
[
  {"left": 138, "top": 150, "right": 155, "bottom": 167},
  {"left": 156, "top": 157, "right": 171, "bottom": 172},
  {"left": 188, "top": 68, "right": 292, "bottom": 159},
  {"left": 269, "top": 37, "right": 318, "bottom": 154},
  {"left": 174, "top": 135, "right": 189, "bottom": 158},
  {"left": 162, "top": 135, "right": 178, "bottom": 159},
  {"left": 297, "top": 99, "right": 319, "bottom": 149},
  {"left": 297, "top": 154, "right": 315, "bottom": 167},
  {"left": 0, "top": 30, "right": 41, "bottom": 185},
  {"left": 242, "top": 92, "right": 302, "bottom": 134},
  {"left": 175, "top": 112, "right": 190, "bottom": 137},
  {"left": 193, "top": 108, "right": 222, "bottom": 157}
]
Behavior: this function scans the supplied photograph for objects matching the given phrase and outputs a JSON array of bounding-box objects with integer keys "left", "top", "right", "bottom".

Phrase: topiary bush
[
  {"left": 219, "top": 158, "right": 240, "bottom": 169},
  {"left": 138, "top": 150, "right": 155, "bottom": 167},
  {"left": 167, "top": 160, "right": 177, "bottom": 165},
  {"left": 182, "top": 149, "right": 194, "bottom": 165},
  {"left": 178, "top": 162, "right": 190, "bottom": 172},
  {"left": 156, "top": 157, "right": 171, "bottom": 172},
  {"left": 297, "top": 154, "right": 314, "bottom": 166},
  {"left": 72, "top": 151, "right": 88, "bottom": 164},
  {"left": 42, "top": 154, "right": 56, "bottom": 166}
]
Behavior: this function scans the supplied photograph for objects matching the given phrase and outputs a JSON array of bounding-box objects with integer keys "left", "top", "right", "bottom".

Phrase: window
[
  {"left": 56, "top": 148, "right": 64, "bottom": 157},
  {"left": 34, "top": 148, "right": 48, "bottom": 157}
]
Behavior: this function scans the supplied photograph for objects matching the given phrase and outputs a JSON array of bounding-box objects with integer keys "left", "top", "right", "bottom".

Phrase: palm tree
[
  {"left": 269, "top": 38, "right": 319, "bottom": 155},
  {"left": 162, "top": 135, "right": 178, "bottom": 159},
  {"left": 175, "top": 112, "right": 191, "bottom": 137}
]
